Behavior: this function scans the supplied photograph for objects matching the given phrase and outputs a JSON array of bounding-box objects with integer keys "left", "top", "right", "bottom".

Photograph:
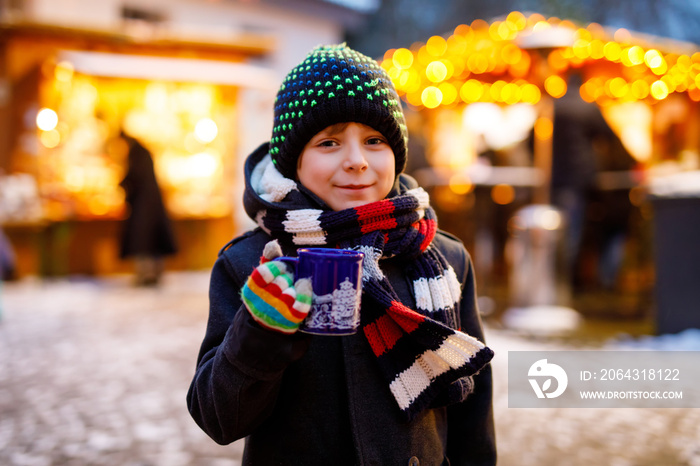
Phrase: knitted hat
[{"left": 269, "top": 44, "right": 408, "bottom": 179}]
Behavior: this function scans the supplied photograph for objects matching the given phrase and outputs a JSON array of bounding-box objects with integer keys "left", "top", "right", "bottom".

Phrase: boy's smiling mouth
[{"left": 337, "top": 184, "right": 372, "bottom": 190}]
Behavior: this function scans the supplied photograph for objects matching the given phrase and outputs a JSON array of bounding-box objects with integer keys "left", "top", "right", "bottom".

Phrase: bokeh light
[
  {"left": 449, "top": 172, "right": 473, "bottom": 195},
  {"left": 54, "top": 61, "right": 74, "bottom": 83},
  {"left": 491, "top": 184, "right": 515, "bottom": 205},
  {"left": 544, "top": 75, "right": 567, "bottom": 98},
  {"left": 421, "top": 86, "right": 443, "bottom": 108},
  {"left": 534, "top": 117, "right": 553, "bottom": 140},
  {"left": 426, "top": 61, "right": 448, "bottom": 82},
  {"left": 381, "top": 10, "right": 700, "bottom": 110},
  {"left": 426, "top": 36, "right": 448, "bottom": 56},
  {"left": 194, "top": 118, "right": 218, "bottom": 144},
  {"left": 651, "top": 80, "right": 669, "bottom": 100},
  {"left": 39, "top": 129, "right": 61, "bottom": 148},
  {"left": 36, "top": 108, "right": 58, "bottom": 131},
  {"left": 392, "top": 48, "right": 414, "bottom": 69}
]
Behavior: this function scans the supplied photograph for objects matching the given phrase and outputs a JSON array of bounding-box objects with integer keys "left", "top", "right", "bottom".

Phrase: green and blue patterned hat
[{"left": 269, "top": 44, "right": 408, "bottom": 179}]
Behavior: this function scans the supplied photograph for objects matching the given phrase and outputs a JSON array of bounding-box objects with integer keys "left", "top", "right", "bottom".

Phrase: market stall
[
  {"left": 0, "top": 22, "right": 275, "bottom": 276},
  {"left": 381, "top": 11, "right": 700, "bottom": 320}
]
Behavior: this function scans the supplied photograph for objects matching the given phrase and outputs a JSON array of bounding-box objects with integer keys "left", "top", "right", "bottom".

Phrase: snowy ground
[{"left": 0, "top": 273, "right": 698, "bottom": 466}]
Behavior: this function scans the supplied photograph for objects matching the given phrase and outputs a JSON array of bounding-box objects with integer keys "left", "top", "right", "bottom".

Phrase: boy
[{"left": 187, "top": 44, "right": 495, "bottom": 465}]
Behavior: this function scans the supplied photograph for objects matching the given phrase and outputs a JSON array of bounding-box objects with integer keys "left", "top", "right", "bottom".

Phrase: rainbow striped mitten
[{"left": 241, "top": 260, "right": 312, "bottom": 334}]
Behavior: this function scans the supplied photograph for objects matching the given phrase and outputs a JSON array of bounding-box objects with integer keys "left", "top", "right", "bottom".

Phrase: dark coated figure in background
[{"left": 119, "top": 130, "right": 177, "bottom": 286}]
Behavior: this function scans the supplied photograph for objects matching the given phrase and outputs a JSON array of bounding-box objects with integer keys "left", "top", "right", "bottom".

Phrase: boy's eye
[
  {"left": 366, "top": 137, "right": 386, "bottom": 145},
  {"left": 318, "top": 139, "right": 338, "bottom": 147}
]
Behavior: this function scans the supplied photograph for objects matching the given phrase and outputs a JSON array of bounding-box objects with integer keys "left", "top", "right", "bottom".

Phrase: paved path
[{"left": 0, "top": 273, "right": 698, "bottom": 466}]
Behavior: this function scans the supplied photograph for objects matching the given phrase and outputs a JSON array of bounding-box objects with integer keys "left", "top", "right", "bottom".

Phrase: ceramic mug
[{"left": 275, "top": 248, "right": 364, "bottom": 335}]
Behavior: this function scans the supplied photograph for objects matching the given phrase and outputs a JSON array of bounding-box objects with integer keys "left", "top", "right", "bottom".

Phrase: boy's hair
[{"left": 269, "top": 44, "right": 408, "bottom": 179}]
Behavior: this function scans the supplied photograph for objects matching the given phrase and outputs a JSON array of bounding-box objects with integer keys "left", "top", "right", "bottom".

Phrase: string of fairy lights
[{"left": 380, "top": 11, "right": 700, "bottom": 110}]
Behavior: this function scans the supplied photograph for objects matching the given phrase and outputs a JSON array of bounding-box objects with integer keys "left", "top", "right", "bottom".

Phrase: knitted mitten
[{"left": 241, "top": 240, "right": 312, "bottom": 334}]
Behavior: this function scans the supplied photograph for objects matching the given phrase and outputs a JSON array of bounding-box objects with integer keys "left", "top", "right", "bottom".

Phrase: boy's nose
[{"left": 343, "top": 143, "right": 368, "bottom": 172}]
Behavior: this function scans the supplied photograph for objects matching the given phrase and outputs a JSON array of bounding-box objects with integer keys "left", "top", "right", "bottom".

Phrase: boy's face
[{"left": 297, "top": 122, "right": 395, "bottom": 211}]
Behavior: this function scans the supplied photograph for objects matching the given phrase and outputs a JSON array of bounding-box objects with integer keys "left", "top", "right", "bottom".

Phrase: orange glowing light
[
  {"left": 521, "top": 84, "right": 541, "bottom": 104},
  {"left": 604, "top": 42, "right": 622, "bottom": 62},
  {"left": 421, "top": 86, "right": 443, "bottom": 108},
  {"left": 392, "top": 48, "right": 414, "bottom": 70},
  {"left": 589, "top": 40, "right": 605, "bottom": 59},
  {"left": 574, "top": 27, "right": 592, "bottom": 41},
  {"left": 689, "top": 87, "right": 700, "bottom": 102},
  {"left": 630, "top": 80, "right": 650, "bottom": 99},
  {"left": 677, "top": 54, "right": 692, "bottom": 71},
  {"left": 40, "top": 130, "right": 61, "bottom": 148},
  {"left": 449, "top": 172, "right": 473, "bottom": 195},
  {"left": 510, "top": 52, "right": 531, "bottom": 77},
  {"left": 54, "top": 61, "right": 74, "bottom": 83},
  {"left": 381, "top": 59, "right": 393, "bottom": 73},
  {"left": 661, "top": 75, "right": 676, "bottom": 93},
  {"left": 506, "top": 11, "right": 527, "bottom": 30},
  {"left": 497, "top": 21, "right": 516, "bottom": 40},
  {"left": 579, "top": 85, "right": 595, "bottom": 103},
  {"left": 501, "top": 83, "right": 522, "bottom": 105},
  {"left": 438, "top": 82, "right": 458, "bottom": 105},
  {"left": 447, "top": 34, "right": 468, "bottom": 56},
  {"left": 650, "top": 80, "right": 669, "bottom": 100},
  {"left": 387, "top": 65, "right": 401, "bottom": 82},
  {"left": 501, "top": 44, "right": 523, "bottom": 65},
  {"left": 572, "top": 39, "right": 591, "bottom": 59},
  {"left": 544, "top": 75, "right": 567, "bottom": 98},
  {"left": 623, "top": 46, "right": 645, "bottom": 66},
  {"left": 426, "top": 36, "right": 448, "bottom": 57},
  {"left": 548, "top": 49, "right": 569, "bottom": 71},
  {"left": 383, "top": 11, "right": 700, "bottom": 111},
  {"left": 460, "top": 80, "right": 484, "bottom": 103},
  {"left": 491, "top": 184, "right": 515, "bottom": 205},
  {"left": 532, "top": 21, "right": 551, "bottom": 33},
  {"left": 467, "top": 54, "right": 490, "bottom": 74},
  {"left": 454, "top": 24, "right": 472, "bottom": 37},
  {"left": 489, "top": 81, "right": 506, "bottom": 102},
  {"left": 406, "top": 90, "right": 424, "bottom": 107},
  {"left": 644, "top": 49, "right": 664, "bottom": 68},
  {"left": 534, "top": 117, "right": 553, "bottom": 139},
  {"left": 426, "top": 61, "right": 448, "bottom": 82},
  {"left": 608, "top": 77, "right": 629, "bottom": 98}
]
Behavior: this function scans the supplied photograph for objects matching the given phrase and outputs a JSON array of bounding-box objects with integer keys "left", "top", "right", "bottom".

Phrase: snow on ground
[{"left": 0, "top": 273, "right": 698, "bottom": 466}]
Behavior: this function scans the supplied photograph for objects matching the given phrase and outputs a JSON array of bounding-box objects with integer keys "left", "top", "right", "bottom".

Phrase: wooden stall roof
[{"left": 0, "top": 20, "right": 276, "bottom": 61}]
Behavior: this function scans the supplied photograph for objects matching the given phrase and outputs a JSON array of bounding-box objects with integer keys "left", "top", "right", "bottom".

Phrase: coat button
[{"left": 408, "top": 456, "right": 420, "bottom": 466}]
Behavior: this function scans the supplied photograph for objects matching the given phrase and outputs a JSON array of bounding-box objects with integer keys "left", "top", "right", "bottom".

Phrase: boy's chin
[{"left": 329, "top": 197, "right": 381, "bottom": 211}]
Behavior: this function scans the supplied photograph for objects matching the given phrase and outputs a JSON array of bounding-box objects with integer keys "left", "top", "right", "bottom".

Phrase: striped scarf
[{"left": 244, "top": 147, "right": 494, "bottom": 421}]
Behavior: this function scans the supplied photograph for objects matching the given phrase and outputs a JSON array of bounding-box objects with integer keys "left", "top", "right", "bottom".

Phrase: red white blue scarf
[{"left": 243, "top": 145, "right": 494, "bottom": 421}]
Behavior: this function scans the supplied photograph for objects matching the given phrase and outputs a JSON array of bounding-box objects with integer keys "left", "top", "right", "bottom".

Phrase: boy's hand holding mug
[{"left": 241, "top": 240, "right": 312, "bottom": 334}]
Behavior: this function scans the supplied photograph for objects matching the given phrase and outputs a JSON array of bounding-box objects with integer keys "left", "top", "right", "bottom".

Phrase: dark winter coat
[
  {"left": 187, "top": 227, "right": 496, "bottom": 466},
  {"left": 119, "top": 138, "right": 177, "bottom": 258}
]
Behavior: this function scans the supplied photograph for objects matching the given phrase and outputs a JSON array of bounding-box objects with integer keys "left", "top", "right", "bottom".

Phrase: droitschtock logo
[{"left": 528, "top": 359, "right": 568, "bottom": 399}]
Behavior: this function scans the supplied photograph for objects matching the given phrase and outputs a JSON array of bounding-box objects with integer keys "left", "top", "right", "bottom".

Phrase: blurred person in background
[
  {"left": 551, "top": 74, "right": 635, "bottom": 291},
  {"left": 550, "top": 76, "right": 599, "bottom": 277},
  {"left": 119, "top": 129, "right": 177, "bottom": 286}
]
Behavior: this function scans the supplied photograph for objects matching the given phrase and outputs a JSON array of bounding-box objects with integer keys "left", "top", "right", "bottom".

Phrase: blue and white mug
[{"left": 275, "top": 248, "right": 364, "bottom": 335}]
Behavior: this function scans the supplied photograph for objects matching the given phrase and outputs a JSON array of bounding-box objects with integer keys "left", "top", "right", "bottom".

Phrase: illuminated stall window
[{"left": 34, "top": 67, "right": 237, "bottom": 221}]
